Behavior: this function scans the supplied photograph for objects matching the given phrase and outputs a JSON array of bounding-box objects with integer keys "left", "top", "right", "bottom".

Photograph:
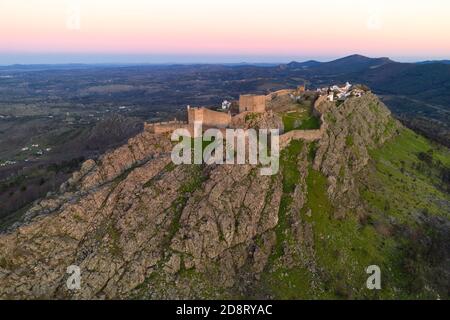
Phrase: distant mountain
[
  {"left": 0, "top": 63, "right": 124, "bottom": 72},
  {"left": 313, "top": 54, "right": 394, "bottom": 74},
  {"left": 287, "top": 55, "right": 394, "bottom": 74},
  {"left": 284, "top": 54, "right": 450, "bottom": 114},
  {"left": 286, "top": 60, "right": 322, "bottom": 69},
  {"left": 284, "top": 54, "right": 450, "bottom": 104},
  {"left": 355, "top": 62, "right": 450, "bottom": 96},
  {"left": 416, "top": 60, "right": 450, "bottom": 65},
  {"left": 281, "top": 54, "right": 450, "bottom": 145},
  {"left": 221, "top": 62, "right": 280, "bottom": 67}
]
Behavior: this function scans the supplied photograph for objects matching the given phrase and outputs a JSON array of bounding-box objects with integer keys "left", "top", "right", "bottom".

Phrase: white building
[
  {"left": 343, "top": 82, "right": 352, "bottom": 91},
  {"left": 221, "top": 100, "right": 231, "bottom": 110}
]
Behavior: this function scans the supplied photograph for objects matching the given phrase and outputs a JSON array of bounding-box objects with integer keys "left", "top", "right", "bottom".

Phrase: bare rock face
[
  {"left": 0, "top": 129, "right": 283, "bottom": 299},
  {"left": 313, "top": 94, "right": 399, "bottom": 215},
  {"left": 170, "top": 164, "right": 282, "bottom": 273},
  {"left": 0, "top": 93, "right": 400, "bottom": 299},
  {"left": 231, "top": 110, "right": 283, "bottom": 131}
]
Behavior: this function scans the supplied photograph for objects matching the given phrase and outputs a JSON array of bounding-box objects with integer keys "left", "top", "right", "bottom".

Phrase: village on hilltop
[{"left": 317, "top": 82, "right": 367, "bottom": 101}]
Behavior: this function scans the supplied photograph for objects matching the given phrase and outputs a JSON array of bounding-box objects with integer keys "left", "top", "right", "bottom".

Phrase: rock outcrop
[
  {"left": 313, "top": 93, "right": 398, "bottom": 215},
  {"left": 0, "top": 94, "right": 401, "bottom": 299}
]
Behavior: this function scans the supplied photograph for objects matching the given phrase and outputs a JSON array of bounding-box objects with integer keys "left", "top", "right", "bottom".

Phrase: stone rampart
[{"left": 188, "top": 107, "right": 231, "bottom": 128}]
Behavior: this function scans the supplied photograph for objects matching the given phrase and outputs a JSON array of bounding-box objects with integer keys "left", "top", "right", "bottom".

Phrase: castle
[
  {"left": 145, "top": 93, "right": 267, "bottom": 134},
  {"left": 145, "top": 83, "right": 366, "bottom": 145}
]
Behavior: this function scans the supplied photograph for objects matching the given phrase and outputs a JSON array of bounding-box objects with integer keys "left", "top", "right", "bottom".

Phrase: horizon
[
  {"left": 0, "top": 53, "right": 449, "bottom": 66},
  {"left": 1, "top": 0, "right": 450, "bottom": 65}
]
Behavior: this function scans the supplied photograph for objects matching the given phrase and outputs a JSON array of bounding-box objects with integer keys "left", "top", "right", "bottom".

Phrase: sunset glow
[{"left": 1, "top": 0, "right": 449, "bottom": 62}]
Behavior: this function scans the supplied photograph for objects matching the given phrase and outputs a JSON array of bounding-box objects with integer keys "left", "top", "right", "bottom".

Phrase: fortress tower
[{"left": 239, "top": 94, "right": 266, "bottom": 113}]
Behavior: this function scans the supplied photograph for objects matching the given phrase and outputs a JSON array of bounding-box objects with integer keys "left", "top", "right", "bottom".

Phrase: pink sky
[{"left": 1, "top": 0, "right": 449, "bottom": 62}]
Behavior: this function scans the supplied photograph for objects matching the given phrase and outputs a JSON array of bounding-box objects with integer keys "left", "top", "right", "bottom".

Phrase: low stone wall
[
  {"left": 279, "top": 128, "right": 323, "bottom": 149},
  {"left": 145, "top": 122, "right": 229, "bottom": 138},
  {"left": 314, "top": 95, "right": 334, "bottom": 115},
  {"left": 145, "top": 121, "right": 188, "bottom": 134},
  {"left": 266, "top": 89, "right": 293, "bottom": 101}
]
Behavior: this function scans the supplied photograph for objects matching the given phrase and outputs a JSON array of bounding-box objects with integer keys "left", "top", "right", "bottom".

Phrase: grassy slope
[
  {"left": 260, "top": 140, "right": 316, "bottom": 299},
  {"left": 261, "top": 128, "right": 449, "bottom": 299},
  {"left": 361, "top": 128, "right": 449, "bottom": 299},
  {"left": 363, "top": 128, "right": 449, "bottom": 224}
]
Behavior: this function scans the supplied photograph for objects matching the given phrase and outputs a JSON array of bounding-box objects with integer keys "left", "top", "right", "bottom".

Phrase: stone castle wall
[
  {"left": 144, "top": 120, "right": 189, "bottom": 134},
  {"left": 239, "top": 95, "right": 266, "bottom": 113},
  {"left": 145, "top": 88, "right": 331, "bottom": 148},
  {"left": 314, "top": 95, "right": 335, "bottom": 115},
  {"left": 265, "top": 89, "right": 293, "bottom": 102},
  {"left": 188, "top": 107, "right": 231, "bottom": 128},
  {"left": 279, "top": 126, "right": 323, "bottom": 149},
  {"left": 144, "top": 107, "right": 232, "bottom": 136}
]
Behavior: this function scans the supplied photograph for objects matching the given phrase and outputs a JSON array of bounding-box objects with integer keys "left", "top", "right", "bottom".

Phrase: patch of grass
[
  {"left": 282, "top": 104, "right": 321, "bottom": 133},
  {"left": 268, "top": 140, "right": 303, "bottom": 262},
  {"left": 180, "top": 165, "right": 206, "bottom": 193},
  {"left": 308, "top": 141, "right": 318, "bottom": 162},
  {"left": 326, "top": 113, "right": 337, "bottom": 124},
  {"left": 280, "top": 140, "right": 303, "bottom": 193},
  {"left": 301, "top": 168, "right": 394, "bottom": 299},
  {"left": 0, "top": 256, "right": 14, "bottom": 270},
  {"left": 107, "top": 224, "right": 122, "bottom": 257},
  {"left": 346, "top": 135, "right": 354, "bottom": 147},
  {"left": 300, "top": 116, "right": 321, "bottom": 130},
  {"left": 283, "top": 112, "right": 321, "bottom": 132},
  {"left": 164, "top": 165, "right": 207, "bottom": 248},
  {"left": 263, "top": 266, "right": 315, "bottom": 299},
  {"left": 245, "top": 113, "right": 260, "bottom": 122}
]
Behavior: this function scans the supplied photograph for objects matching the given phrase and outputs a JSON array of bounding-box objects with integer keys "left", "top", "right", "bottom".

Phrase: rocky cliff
[{"left": 1, "top": 93, "right": 448, "bottom": 299}]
